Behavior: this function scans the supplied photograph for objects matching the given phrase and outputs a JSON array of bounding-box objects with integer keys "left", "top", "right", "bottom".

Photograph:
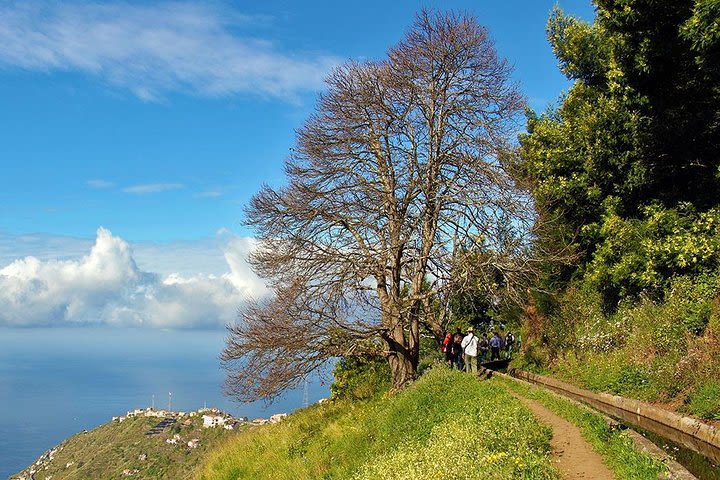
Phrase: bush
[
  {"left": 522, "top": 270, "right": 720, "bottom": 409},
  {"left": 512, "top": 343, "right": 549, "bottom": 373},
  {"left": 330, "top": 356, "right": 391, "bottom": 401},
  {"left": 417, "top": 334, "right": 444, "bottom": 376},
  {"left": 586, "top": 204, "right": 720, "bottom": 308}
]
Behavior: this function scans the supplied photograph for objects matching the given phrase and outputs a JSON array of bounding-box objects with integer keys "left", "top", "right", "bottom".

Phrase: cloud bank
[
  {"left": 0, "top": 2, "right": 338, "bottom": 100},
  {"left": 0, "top": 228, "right": 266, "bottom": 328},
  {"left": 122, "top": 183, "right": 184, "bottom": 194}
]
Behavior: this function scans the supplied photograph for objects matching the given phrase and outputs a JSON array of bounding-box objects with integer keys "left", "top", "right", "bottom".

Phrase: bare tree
[{"left": 222, "top": 10, "right": 527, "bottom": 401}]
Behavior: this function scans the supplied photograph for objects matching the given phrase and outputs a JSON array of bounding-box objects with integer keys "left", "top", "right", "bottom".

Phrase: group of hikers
[{"left": 441, "top": 328, "right": 517, "bottom": 374}]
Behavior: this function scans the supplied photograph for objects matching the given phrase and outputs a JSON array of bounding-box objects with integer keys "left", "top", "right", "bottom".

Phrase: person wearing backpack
[
  {"left": 461, "top": 327, "right": 479, "bottom": 374},
  {"left": 505, "top": 331, "right": 516, "bottom": 359},
  {"left": 478, "top": 334, "right": 489, "bottom": 363},
  {"left": 489, "top": 331, "right": 502, "bottom": 361},
  {"left": 442, "top": 332, "right": 454, "bottom": 367},
  {"left": 452, "top": 331, "right": 464, "bottom": 371}
]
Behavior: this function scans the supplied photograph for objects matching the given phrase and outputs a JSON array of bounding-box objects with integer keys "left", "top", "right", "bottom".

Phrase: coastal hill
[
  {"left": 195, "top": 368, "right": 667, "bottom": 480},
  {"left": 9, "top": 407, "right": 283, "bottom": 480},
  {"left": 11, "top": 368, "right": 671, "bottom": 480}
]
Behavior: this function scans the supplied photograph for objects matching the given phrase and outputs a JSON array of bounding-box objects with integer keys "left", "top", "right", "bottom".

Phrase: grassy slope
[
  {"left": 13, "top": 414, "right": 238, "bottom": 480},
  {"left": 518, "top": 278, "right": 720, "bottom": 421},
  {"left": 197, "top": 368, "right": 559, "bottom": 480}
]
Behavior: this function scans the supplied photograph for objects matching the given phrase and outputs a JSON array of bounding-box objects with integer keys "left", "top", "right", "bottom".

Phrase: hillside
[
  {"left": 196, "top": 367, "right": 666, "bottom": 480},
  {"left": 9, "top": 367, "right": 671, "bottom": 480},
  {"left": 10, "top": 409, "right": 243, "bottom": 480}
]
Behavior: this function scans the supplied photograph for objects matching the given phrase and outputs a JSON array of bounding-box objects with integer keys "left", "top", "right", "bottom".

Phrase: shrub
[
  {"left": 330, "top": 355, "right": 391, "bottom": 401},
  {"left": 586, "top": 204, "right": 720, "bottom": 308},
  {"left": 522, "top": 271, "right": 720, "bottom": 406},
  {"left": 417, "top": 334, "right": 444, "bottom": 375}
]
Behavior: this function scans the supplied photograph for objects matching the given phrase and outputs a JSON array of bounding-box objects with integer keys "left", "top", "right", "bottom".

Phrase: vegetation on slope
[
  {"left": 197, "top": 368, "right": 559, "bottom": 480},
  {"left": 12, "top": 413, "right": 239, "bottom": 480},
  {"left": 511, "top": 0, "right": 720, "bottom": 421},
  {"left": 498, "top": 377, "right": 667, "bottom": 479},
  {"left": 516, "top": 275, "right": 720, "bottom": 420}
]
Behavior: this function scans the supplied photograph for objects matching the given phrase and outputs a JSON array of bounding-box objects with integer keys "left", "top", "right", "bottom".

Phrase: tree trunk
[
  {"left": 387, "top": 348, "right": 416, "bottom": 389},
  {"left": 384, "top": 323, "right": 417, "bottom": 389}
]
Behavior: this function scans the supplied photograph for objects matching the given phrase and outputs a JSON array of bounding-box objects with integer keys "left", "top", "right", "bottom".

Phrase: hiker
[
  {"left": 478, "top": 334, "right": 489, "bottom": 362},
  {"left": 505, "top": 331, "right": 516, "bottom": 359},
  {"left": 453, "top": 330, "right": 465, "bottom": 371},
  {"left": 489, "top": 331, "right": 502, "bottom": 360},
  {"left": 461, "top": 327, "right": 480, "bottom": 374},
  {"left": 442, "top": 332, "right": 454, "bottom": 368}
]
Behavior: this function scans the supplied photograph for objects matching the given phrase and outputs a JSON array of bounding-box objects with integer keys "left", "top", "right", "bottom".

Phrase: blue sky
[{"left": 0, "top": 0, "right": 595, "bottom": 329}]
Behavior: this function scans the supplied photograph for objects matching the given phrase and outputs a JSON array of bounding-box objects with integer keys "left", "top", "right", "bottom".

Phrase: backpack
[{"left": 442, "top": 336, "right": 451, "bottom": 353}]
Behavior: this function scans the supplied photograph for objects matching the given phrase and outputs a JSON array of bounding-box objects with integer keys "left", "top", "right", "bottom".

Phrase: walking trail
[{"left": 513, "top": 394, "right": 615, "bottom": 480}]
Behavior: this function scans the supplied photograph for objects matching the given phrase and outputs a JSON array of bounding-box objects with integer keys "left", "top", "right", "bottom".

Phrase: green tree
[{"left": 519, "top": 0, "right": 720, "bottom": 305}]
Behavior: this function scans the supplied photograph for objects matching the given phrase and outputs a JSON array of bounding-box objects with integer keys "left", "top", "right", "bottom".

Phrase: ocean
[{"left": 0, "top": 327, "right": 329, "bottom": 478}]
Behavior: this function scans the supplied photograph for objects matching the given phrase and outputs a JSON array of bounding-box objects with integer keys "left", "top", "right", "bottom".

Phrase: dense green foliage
[
  {"left": 585, "top": 205, "right": 720, "bottom": 304},
  {"left": 197, "top": 368, "right": 559, "bottom": 480},
  {"left": 513, "top": 0, "right": 720, "bottom": 420},
  {"left": 519, "top": 0, "right": 720, "bottom": 300},
  {"left": 517, "top": 274, "right": 720, "bottom": 418}
]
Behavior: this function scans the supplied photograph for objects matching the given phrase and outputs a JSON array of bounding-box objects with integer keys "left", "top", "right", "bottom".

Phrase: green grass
[
  {"left": 518, "top": 275, "right": 720, "bottom": 420},
  {"left": 683, "top": 380, "right": 720, "bottom": 420},
  {"left": 547, "top": 352, "right": 661, "bottom": 401},
  {"left": 197, "top": 367, "right": 559, "bottom": 480},
  {"left": 497, "top": 377, "right": 668, "bottom": 480}
]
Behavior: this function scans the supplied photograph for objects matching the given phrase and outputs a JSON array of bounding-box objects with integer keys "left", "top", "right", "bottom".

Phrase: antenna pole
[{"left": 303, "top": 378, "right": 309, "bottom": 408}]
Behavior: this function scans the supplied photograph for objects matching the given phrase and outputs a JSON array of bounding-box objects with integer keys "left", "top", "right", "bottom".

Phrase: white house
[
  {"left": 269, "top": 413, "right": 287, "bottom": 424},
  {"left": 202, "top": 414, "right": 226, "bottom": 428}
]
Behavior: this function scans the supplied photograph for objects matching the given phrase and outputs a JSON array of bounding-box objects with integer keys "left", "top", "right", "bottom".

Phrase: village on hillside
[
  {"left": 115, "top": 405, "right": 289, "bottom": 430},
  {"left": 12, "top": 406, "right": 296, "bottom": 480}
]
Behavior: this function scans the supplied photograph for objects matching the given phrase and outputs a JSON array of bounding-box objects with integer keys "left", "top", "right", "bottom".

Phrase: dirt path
[{"left": 514, "top": 394, "right": 615, "bottom": 480}]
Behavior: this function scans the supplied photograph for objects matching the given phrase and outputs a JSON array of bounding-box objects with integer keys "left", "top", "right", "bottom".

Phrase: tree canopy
[
  {"left": 222, "top": 10, "right": 529, "bottom": 400},
  {"left": 519, "top": 0, "right": 720, "bottom": 307}
]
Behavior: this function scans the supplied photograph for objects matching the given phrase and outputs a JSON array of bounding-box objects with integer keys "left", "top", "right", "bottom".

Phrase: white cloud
[
  {"left": 0, "top": 228, "right": 267, "bottom": 328},
  {"left": 122, "top": 183, "right": 184, "bottom": 194},
  {"left": 0, "top": 2, "right": 338, "bottom": 100},
  {"left": 87, "top": 179, "right": 114, "bottom": 189},
  {"left": 195, "top": 190, "right": 223, "bottom": 198}
]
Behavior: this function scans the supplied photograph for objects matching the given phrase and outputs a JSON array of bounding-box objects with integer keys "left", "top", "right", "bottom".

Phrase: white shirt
[{"left": 461, "top": 333, "right": 479, "bottom": 357}]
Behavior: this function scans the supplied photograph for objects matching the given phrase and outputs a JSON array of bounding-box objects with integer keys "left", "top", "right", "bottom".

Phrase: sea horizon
[{"left": 0, "top": 327, "right": 329, "bottom": 479}]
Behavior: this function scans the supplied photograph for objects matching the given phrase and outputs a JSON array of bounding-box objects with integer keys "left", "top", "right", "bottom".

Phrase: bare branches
[{"left": 224, "top": 9, "right": 528, "bottom": 400}]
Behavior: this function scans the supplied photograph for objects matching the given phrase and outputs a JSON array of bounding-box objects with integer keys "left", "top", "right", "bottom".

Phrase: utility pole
[{"left": 303, "top": 378, "right": 309, "bottom": 408}]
